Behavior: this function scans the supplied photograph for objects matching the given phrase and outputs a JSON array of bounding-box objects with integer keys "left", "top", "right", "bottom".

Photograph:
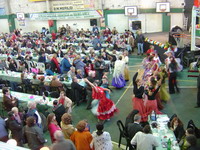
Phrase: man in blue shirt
[{"left": 61, "top": 54, "right": 72, "bottom": 74}]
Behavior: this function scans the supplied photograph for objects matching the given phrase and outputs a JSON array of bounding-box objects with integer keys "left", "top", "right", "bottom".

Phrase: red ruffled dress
[{"left": 92, "top": 86, "right": 118, "bottom": 120}]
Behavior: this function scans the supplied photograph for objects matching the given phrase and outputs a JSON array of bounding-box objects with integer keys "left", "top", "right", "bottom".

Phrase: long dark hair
[
  {"left": 169, "top": 57, "right": 178, "bottom": 72},
  {"left": 96, "top": 123, "right": 104, "bottom": 136}
]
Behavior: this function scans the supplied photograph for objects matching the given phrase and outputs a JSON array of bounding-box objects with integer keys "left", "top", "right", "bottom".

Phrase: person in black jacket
[
  {"left": 170, "top": 117, "right": 185, "bottom": 142},
  {"left": 7, "top": 111, "right": 23, "bottom": 146},
  {"left": 52, "top": 100, "right": 66, "bottom": 126},
  {"left": 127, "top": 114, "right": 143, "bottom": 150},
  {"left": 71, "top": 76, "right": 86, "bottom": 106},
  {"left": 38, "top": 52, "right": 46, "bottom": 63}
]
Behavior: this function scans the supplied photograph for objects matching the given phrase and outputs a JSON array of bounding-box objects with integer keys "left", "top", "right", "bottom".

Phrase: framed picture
[
  {"left": 125, "top": 6, "right": 138, "bottom": 16},
  {"left": 156, "top": 2, "right": 170, "bottom": 12}
]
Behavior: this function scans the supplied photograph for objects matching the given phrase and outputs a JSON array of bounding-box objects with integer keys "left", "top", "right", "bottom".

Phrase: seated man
[
  {"left": 2, "top": 87, "right": 18, "bottom": 111},
  {"left": 51, "top": 130, "right": 76, "bottom": 150},
  {"left": 71, "top": 76, "right": 86, "bottom": 106},
  {"left": 127, "top": 114, "right": 143, "bottom": 150},
  {"left": 26, "top": 101, "right": 43, "bottom": 128},
  {"left": 50, "top": 76, "right": 64, "bottom": 92},
  {"left": 131, "top": 125, "right": 159, "bottom": 150}
]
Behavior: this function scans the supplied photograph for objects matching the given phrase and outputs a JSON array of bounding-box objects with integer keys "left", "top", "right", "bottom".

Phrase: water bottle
[
  {"left": 151, "top": 110, "right": 157, "bottom": 121},
  {"left": 48, "top": 95, "right": 52, "bottom": 102},
  {"left": 167, "top": 138, "right": 172, "bottom": 150},
  {"left": 43, "top": 92, "right": 46, "bottom": 101}
]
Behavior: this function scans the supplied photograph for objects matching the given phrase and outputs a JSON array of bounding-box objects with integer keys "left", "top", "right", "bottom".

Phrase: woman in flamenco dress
[
  {"left": 84, "top": 78, "right": 118, "bottom": 122},
  {"left": 132, "top": 71, "right": 146, "bottom": 122},
  {"left": 112, "top": 56, "right": 126, "bottom": 88},
  {"left": 144, "top": 78, "right": 162, "bottom": 119}
]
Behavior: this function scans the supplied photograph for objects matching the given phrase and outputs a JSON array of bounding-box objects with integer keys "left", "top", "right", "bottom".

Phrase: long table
[
  {"left": 0, "top": 89, "right": 55, "bottom": 106},
  {"left": 149, "top": 114, "right": 180, "bottom": 150},
  {"left": 0, "top": 71, "right": 72, "bottom": 87},
  {"left": 0, "top": 142, "right": 30, "bottom": 150}
]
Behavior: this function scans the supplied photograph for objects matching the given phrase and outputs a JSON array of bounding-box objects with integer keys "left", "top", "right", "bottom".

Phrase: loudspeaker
[
  {"left": 90, "top": 19, "right": 97, "bottom": 26},
  {"left": 132, "top": 21, "right": 141, "bottom": 30}
]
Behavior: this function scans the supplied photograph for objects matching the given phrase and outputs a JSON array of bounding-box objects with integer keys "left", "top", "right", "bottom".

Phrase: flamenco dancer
[
  {"left": 84, "top": 78, "right": 118, "bottom": 122},
  {"left": 132, "top": 71, "right": 146, "bottom": 122},
  {"left": 144, "top": 77, "right": 162, "bottom": 119},
  {"left": 112, "top": 56, "right": 126, "bottom": 88}
]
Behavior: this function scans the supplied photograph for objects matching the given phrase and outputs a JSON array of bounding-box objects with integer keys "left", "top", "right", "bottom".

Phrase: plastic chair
[
  {"left": 116, "top": 120, "right": 130, "bottom": 150},
  {"left": 187, "top": 120, "right": 200, "bottom": 138}
]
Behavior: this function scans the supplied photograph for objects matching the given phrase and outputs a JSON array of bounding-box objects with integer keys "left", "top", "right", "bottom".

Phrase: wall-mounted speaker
[{"left": 90, "top": 19, "right": 97, "bottom": 26}]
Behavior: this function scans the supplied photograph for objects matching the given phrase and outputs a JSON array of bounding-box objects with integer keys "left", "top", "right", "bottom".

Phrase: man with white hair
[
  {"left": 26, "top": 101, "right": 42, "bottom": 128},
  {"left": 51, "top": 130, "right": 76, "bottom": 150}
]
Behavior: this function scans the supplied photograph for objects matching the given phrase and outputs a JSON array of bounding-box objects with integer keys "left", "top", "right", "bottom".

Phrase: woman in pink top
[{"left": 47, "top": 113, "right": 61, "bottom": 143}]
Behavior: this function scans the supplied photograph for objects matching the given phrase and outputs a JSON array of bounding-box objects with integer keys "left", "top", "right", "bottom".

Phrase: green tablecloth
[
  {"left": 149, "top": 114, "right": 180, "bottom": 150},
  {"left": 0, "top": 71, "right": 72, "bottom": 87}
]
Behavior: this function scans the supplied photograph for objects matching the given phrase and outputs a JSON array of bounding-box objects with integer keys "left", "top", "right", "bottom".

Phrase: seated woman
[
  {"left": 51, "top": 53, "right": 60, "bottom": 73},
  {"left": 45, "top": 64, "right": 54, "bottom": 76},
  {"left": 170, "top": 117, "right": 185, "bottom": 142},
  {"left": 70, "top": 120, "right": 93, "bottom": 150},
  {"left": 47, "top": 113, "right": 61, "bottom": 143},
  {"left": 179, "top": 128, "right": 195, "bottom": 150},
  {"left": 50, "top": 76, "right": 64, "bottom": 92},
  {"left": 76, "top": 69, "right": 83, "bottom": 79},
  {"left": 58, "top": 91, "right": 72, "bottom": 113},
  {"left": 2, "top": 87, "right": 18, "bottom": 111},
  {"left": 31, "top": 65, "right": 39, "bottom": 74},
  {"left": 60, "top": 113, "right": 76, "bottom": 139}
]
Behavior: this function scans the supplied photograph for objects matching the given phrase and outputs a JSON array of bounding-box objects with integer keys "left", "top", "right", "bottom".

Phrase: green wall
[{"left": 162, "top": 13, "right": 171, "bottom": 32}]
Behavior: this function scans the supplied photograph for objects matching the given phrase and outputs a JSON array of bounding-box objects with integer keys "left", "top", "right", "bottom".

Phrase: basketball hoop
[{"left": 160, "top": 8, "right": 166, "bottom": 12}]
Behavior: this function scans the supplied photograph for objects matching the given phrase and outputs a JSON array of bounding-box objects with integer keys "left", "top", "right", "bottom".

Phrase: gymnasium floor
[
  {"left": 43, "top": 32, "right": 200, "bottom": 149},
  {"left": 68, "top": 55, "right": 199, "bottom": 148}
]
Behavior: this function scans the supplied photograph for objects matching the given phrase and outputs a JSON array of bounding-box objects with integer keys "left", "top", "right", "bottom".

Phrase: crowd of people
[{"left": 0, "top": 23, "right": 199, "bottom": 150}]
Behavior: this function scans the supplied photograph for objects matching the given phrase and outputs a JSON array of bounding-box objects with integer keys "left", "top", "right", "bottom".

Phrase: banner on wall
[
  {"left": 51, "top": 0, "right": 95, "bottom": 12},
  {"left": 29, "top": 10, "right": 103, "bottom": 20}
]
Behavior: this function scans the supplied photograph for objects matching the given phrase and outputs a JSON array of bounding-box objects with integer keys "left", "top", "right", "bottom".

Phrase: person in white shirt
[
  {"left": 130, "top": 125, "right": 159, "bottom": 150},
  {"left": 90, "top": 123, "right": 113, "bottom": 150}
]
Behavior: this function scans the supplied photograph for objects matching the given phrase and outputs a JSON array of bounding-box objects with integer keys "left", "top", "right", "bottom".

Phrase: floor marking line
[{"left": 116, "top": 82, "right": 133, "bottom": 106}]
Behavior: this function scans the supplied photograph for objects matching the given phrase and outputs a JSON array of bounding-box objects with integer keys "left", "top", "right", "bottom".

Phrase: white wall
[
  {"left": 57, "top": 19, "right": 97, "bottom": 31},
  {"left": 108, "top": 14, "right": 162, "bottom": 33},
  {"left": 107, "top": 14, "right": 128, "bottom": 33},
  {"left": 169, "top": 13, "right": 184, "bottom": 29},
  {"left": 15, "top": 18, "right": 49, "bottom": 32},
  {"left": 9, "top": 0, "right": 47, "bottom": 14},
  {"left": 103, "top": 0, "right": 184, "bottom": 9},
  {"left": 0, "top": 19, "right": 9, "bottom": 33}
]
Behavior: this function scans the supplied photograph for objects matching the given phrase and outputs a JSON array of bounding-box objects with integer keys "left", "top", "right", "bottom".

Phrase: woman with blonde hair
[
  {"left": 51, "top": 53, "right": 60, "bottom": 73},
  {"left": 70, "top": 120, "right": 93, "bottom": 150},
  {"left": 61, "top": 113, "right": 76, "bottom": 139},
  {"left": 47, "top": 113, "right": 61, "bottom": 143},
  {"left": 73, "top": 55, "right": 86, "bottom": 76}
]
